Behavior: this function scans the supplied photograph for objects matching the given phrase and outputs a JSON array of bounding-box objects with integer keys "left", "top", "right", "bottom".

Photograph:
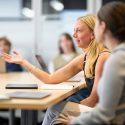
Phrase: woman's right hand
[{"left": 0, "top": 51, "right": 24, "bottom": 65}]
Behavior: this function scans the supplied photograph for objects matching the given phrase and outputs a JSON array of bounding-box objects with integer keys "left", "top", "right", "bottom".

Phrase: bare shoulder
[
  {"left": 95, "top": 52, "right": 110, "bottom": 70},
  {"left": 94, "top": 52, "right": 110, "bottom": 78},
  {"left": 98, "top": 51, "right": 110, "bottom": 62}
]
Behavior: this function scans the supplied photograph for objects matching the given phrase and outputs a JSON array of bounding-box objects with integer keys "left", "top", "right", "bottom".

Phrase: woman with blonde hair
[
  {"left": 1, "top": 15, "right": 110, "bottom": 125},
  {"left": 42, "top": 15, "right": 110, "bottom": 125}
]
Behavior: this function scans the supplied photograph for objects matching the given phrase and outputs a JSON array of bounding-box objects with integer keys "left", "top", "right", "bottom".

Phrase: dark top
[
  {"left": 6, "top": 62, "right": 23, "bottom": 72},
  {"left": 83, "top": 51, "right": 109, "bottom": 93}
]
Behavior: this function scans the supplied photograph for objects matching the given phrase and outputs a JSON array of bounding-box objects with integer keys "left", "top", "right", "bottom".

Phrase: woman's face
[
  {"left": 73, "top": 20, "right": 94, "bottom": 49},
  {"left": 60, "top": 35, "right": 74, "bottom": 54}
]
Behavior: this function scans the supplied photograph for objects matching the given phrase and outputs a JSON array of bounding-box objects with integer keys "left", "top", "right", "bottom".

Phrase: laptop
[
  {"left": 0, "top": 58, "right": 6, "bottom": 73},
  {"left": 35, "top": 55, "right": 49, "bottom": 72},
  {"left": 6, "top": 91, "right": 51, "bottom": 99}
]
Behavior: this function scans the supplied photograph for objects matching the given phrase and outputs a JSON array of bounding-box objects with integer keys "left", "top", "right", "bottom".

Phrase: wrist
[
  {"left": 21, "top": 59, "right": 27, "bottom": 66},
  {"left": 21, "top": 59, "right": 37, "bottom": 73}
]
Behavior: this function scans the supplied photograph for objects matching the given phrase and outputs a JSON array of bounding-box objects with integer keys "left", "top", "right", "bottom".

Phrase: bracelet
[{"left": 29, "top": 65, "right": 37, "bottom": 73}]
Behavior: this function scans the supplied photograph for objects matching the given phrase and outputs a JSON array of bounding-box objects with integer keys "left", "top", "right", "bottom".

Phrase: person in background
[
  {"left": 0, "top": 15, "right": 110, "bottom": 125},
  {"left": 48, "top": 33, "right": 79, "bottom": 73},
  {"left": 0, "top": 37, "right": 22, "bottom": 72}
]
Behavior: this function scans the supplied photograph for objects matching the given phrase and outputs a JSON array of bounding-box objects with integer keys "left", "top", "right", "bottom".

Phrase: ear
[
  {"left": 100, "top": 21, "right": 106, "bottom": 34},
  {"left": 90, "top": 32, "right": 95, "bottom": 40}
]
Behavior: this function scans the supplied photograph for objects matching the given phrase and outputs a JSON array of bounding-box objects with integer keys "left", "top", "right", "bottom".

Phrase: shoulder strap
[
  {"left": 83, "top": 54, "right": 87, "bottom": 68},
  {"left": 83, "top": 54, "right": 87, "bottom": 77}
]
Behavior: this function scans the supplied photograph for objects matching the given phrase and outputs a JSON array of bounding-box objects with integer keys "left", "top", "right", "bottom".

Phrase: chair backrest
[{"left": 35, "top": 55, "right": 49, "bottom": 73}]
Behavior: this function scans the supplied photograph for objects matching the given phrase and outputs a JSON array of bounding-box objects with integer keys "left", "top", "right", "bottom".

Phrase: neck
[
  {"left": 104, "top": 35, "right": 120, "bottom": 50},
  {"left": 83, "top": 40, "right": 93, "bottom": 54}
]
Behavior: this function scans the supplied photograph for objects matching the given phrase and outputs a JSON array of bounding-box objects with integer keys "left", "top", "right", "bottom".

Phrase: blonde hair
[{"left": 78, "top": 15, "right": 105, "bottom": 78}]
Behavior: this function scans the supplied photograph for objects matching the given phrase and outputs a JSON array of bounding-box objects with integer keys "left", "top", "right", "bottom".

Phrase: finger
[
  {"left": 1, "top": 57, "right": 12, "bottom": 63},
  {"left": 59, "top": 113, "right": 69, "bottom": 119},
  {"left": 2, "top": 56, "right": 12, "bottom": 60},
  {"left": 0, "top": 52, "right": 11, "bottom": 57},
  {"left": 1, "top": 53, "right": 12, "bottom": 59}
]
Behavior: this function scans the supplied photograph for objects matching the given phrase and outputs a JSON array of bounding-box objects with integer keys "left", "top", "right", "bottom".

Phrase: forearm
[
  {"left": 22, "top": 59, "right": 53, "bottom": 83},
  {"left": 22, "top": 59, "right": 79, "bottom": 84},
  {"left": 1, "top": 51, "right": 83, "bottom": 84},
  {"left": 80, "top": 96, "right": 98, "bottom": 107}
]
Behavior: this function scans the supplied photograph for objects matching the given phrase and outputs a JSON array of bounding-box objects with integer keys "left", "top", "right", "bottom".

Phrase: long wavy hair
[{"left": 78, "top": 15, "right": 105, "bottom": 78}]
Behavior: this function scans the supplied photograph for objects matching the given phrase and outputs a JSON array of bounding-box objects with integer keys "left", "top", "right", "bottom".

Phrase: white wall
[
  {"left": 0, "top": 20, "right": 37, "bottom": 65},
  {"left": 0, "top": 0, "right": 22, "bottom": 18}
]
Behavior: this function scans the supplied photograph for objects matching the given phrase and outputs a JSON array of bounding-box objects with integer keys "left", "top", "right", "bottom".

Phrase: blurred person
[
  {"left": 0, "top": 37, "right": 22, "bottom": 72},
  {"left": 48, "top": 33, "right": 79, "bottom": 73},
  {"left": 0, "top": 37, "right": 22, "bottom": 125},
  {"left": 0, "top": 15, "right": 110, "bottom": 125}
]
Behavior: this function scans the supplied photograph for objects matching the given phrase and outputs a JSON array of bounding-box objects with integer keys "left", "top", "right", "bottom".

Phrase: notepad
[
  {"left": 41, "top": 84, "right": 74, "bottom": 90},
  {"left": 66, "top": 76, "right": 82, "bottom": 82},
  {"left": 66, "top": 78, "right": 81, "bottom": 82}
]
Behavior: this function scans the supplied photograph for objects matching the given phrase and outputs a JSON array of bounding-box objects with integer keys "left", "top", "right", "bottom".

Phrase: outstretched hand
[{"left": 0, "top": 51, "right": 24, "bottom": 65}]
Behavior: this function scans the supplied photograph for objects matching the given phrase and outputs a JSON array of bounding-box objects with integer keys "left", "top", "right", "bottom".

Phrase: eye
[{"left": 74, "top": 29, "right": 82, "bottom": 32}]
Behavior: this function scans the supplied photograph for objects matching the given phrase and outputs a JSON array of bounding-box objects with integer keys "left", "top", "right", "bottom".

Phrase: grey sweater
[{"left": 71, "top": 43, "right": 125, "bottom": 125}]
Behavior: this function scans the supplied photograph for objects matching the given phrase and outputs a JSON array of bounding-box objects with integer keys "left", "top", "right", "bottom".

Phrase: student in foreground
[
  {"left": 42, "top": 15, "right": 109, "bottom": 125},
  {"left": 61, "top": 1, "right": 125, "bottom": 125},
  {"left": 0, "top": 15, "right": 109, "bottom": 124}
]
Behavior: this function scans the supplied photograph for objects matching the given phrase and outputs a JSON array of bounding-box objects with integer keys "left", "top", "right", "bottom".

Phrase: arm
[
  {"left": 80, "top": 52, "right": 110, "bottom": 107},
  {"left": 1, "top": 52, "right": 84, "bottom": 84}
]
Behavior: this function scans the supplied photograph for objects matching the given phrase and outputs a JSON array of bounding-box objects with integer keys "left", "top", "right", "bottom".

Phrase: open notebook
[
  {"left": 67, "top": 77, "right": 81, "bottom": 82},
  {"left": 41, "top": 84, "right": 75, "bottom": 90}
]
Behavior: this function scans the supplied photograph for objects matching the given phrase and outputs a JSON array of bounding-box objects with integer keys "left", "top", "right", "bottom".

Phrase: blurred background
[
  {"left": 1, "top": 0, "right": 124, "bottom": 69},
  {"left": 0, "top": 0, "right": 125, "bottom": 125}
]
